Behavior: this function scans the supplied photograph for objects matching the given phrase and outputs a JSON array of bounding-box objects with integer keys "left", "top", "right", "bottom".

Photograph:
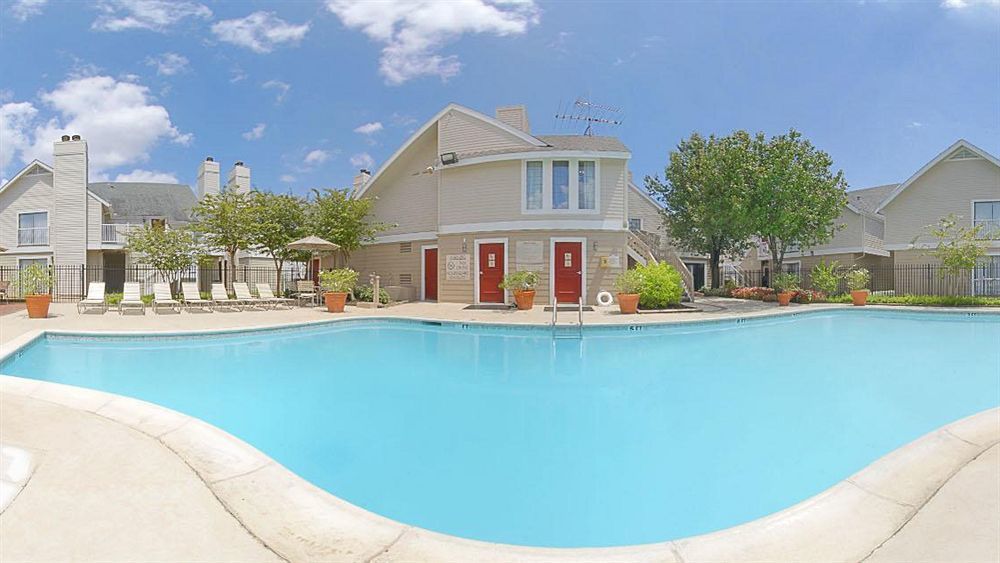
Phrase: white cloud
[
  {"left": 229, "top": 66, "right": 248, "bottom": 83},
  {"left": 10, "top": 0, "right": 47, "bottom": 21},
  {"left": 145, "top": 52, "right": 189, "bottom": 76},
  {"left": 279, "top": 174, "right": 296, "bottom": 183},
  {"left": 304, "top": 149, "right": 330, "bottom": 165},
  {"left": 92, "top": 0, "right": 211, "bottom": 32},
  {"left": 7, "top": 75, "right": 190, "bottom": 176},
  {"left": 325, "top": 0, "right": 540, "bottom": 84},
  {"left": 262, "top": 80, "right": 290, "bottom": 103},
  {"left": 907, "top": 121, "right": 924, "bottom": 129},
  {"left": 941, "top": 0, "right": 1000, "bottom": 8},
  {"left": 353, "top": 121, "right": 383, "bottom": 135},
  {"left": 242, "top": 123, "right": 267, "bottom": 140},
  {"left": 113, "top": 169, "right": 178, "bottom": 183},
  {"left": 350, "top": 152, "right": 375, "bottom": 169},
  {"left": 0, "top": 102, "right": 39, "bottom": 176},
  {"left": 211, "top": 11, "right": 310, "bottom": 53}
]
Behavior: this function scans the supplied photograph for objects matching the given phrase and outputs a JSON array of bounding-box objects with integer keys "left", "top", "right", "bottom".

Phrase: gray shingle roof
[
  {"left": 847, "top": 183, "right": 897, "bottom": 214},
  {"left": 536, "top": 135, "right": 630, "bottom": 152},
  {"left": 88, "top": 182, "right": 198, "bottom": 224}
]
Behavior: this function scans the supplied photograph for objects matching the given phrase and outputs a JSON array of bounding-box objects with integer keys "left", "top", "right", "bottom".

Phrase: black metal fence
[
  {"left": 724, "top": 263, "right": 1000, "bottom": 297},
  {"left": 0, "top": 264, "right": 309, "bottom": 302}
]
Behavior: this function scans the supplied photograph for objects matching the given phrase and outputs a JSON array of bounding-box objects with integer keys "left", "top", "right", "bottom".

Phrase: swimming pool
[{"left": 1, "top": 310, "right": 997, "bottom": 547}]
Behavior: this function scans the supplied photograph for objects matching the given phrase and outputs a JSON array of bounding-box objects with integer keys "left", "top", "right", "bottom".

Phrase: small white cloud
[
  {"left": 229, "top": 66, "right": 248, "bottom": 83},
  {"left": 907, "top": 121, "right": 924, "bottom": 129},
  {"left": 112, "top": 169, "right": 179, "bottom": 183},
  {"left": 92, "top": 0, "right": 211, "bottom": 32},
  {"left": 211, "top": 11, "right": 310, "bottom": 54},
  {"left": 145, "top": 52, "right": 189, "bottom": 76},
  {"left": 280, "top": 174, "right": 296, "bottom": 183},
  {"left": 353, "top": 121, "right": 383, "bottom": 135},
  {"left": 262, "top": 80, "right": 290, "bottom": 103},
  {"left": 10, "top": 0, "right": 47, "bottom": 21},
  {"left": 350, "top": 152, "right": 375, "bottom": 169},
  {"left": 0, "top": 101, "right": 39, "bottom": 176},
  {"left": 304, "top": 149, "right": 330, "bottom": 165},
  {"left": 325, "top": 0, "right": 540, "bottom": 84},
  {"left": 242, "top": 122, "right": 266, "bottom": 140},
  {"left": 941, "top": 0, "right": 1000, "bottom": 8}
]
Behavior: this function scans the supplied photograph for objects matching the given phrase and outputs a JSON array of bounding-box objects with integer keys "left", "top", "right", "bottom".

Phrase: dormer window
[{"left": 522, "top": 159, "right": 600, "bottom": 213}]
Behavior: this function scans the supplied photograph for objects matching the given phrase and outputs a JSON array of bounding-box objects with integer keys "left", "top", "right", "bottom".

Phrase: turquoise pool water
[{"left": 1, "top": 310, "right": 998, "bottom": 547}]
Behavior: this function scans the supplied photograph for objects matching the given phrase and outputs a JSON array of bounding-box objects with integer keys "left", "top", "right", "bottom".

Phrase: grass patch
[{"left": 826, "top": 294, "right": 1000, "bottom": 307}]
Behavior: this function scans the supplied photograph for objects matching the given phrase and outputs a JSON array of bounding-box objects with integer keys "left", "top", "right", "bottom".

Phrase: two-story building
[{"left": 345, "top": 104, "right": 692, "bottom": 305}]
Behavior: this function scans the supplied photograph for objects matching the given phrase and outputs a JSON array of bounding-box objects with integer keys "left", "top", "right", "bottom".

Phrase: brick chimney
[
  {"left": 197, "top": 156, "right": 220, "bottom": 199},
  {"left": 495, "top": 105, "right": 530, "bottom": 134},
  {"left": 227, "top": 161, "right": 251, "bottom": 194},
  {"left": 52, "top": 134, "right": 88, "bottom": 268}
]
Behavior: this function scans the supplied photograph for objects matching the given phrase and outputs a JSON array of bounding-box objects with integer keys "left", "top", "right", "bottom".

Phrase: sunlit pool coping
[{"left": 1, "top": 307, "right": 998, "bottom": 561}]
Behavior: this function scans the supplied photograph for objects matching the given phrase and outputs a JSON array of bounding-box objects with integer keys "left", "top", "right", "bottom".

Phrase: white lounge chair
[
  {"left": 152, "top": 283, "right": 182, "bottom": 314},
  {"left": 256, "top": 283, "right": 294, "bottom": 309},
  {"left": 210, "top": 283, "right": 241, "bottom": 311},
  {"left": 77, "top": 282, "right": 107, "bottom": 314},
  {"left": 293, "top": 279, "right": 318, "bottom": 306},
  {"left": 119, "top": 282, "right": 145, "bottom": 315},
  {"left": 181, "top": 282, "right": 212, "bottom": 311},
  {"left": 233, "top": 282, "right": 268, "bottom": 309}
]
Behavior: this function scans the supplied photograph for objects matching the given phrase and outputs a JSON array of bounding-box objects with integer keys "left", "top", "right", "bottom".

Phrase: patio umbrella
[{"left": 286, "top": 236, "right": 342, "bottom": 281}]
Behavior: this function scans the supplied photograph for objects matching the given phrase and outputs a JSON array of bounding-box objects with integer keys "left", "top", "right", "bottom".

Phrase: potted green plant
[
  {"left": 319, "top": 268, "right": 358, "bottom": 313},
  {"left": 14, "top": 263, "right": 54, "bottom": 319},
  {"left": 499, "top": 271, "right": 539, "bottom": 310},
  {"left": 771, "top": 272, "right": 800, "bottom": 307},
  {"left": 845, "top": 267, "right": 871, "bottom": 306},
  {"left": 613, "top": 269, "right": 643, "bottom": 314}
]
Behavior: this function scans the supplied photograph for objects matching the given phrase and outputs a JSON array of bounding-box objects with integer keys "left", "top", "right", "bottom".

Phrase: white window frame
[
  {"left": 420, "top": 244, "right": 438, "bottom": 301},
  {"left": 17, "top": 255, "right": 51, "bottom": 269},
  {"left": 521, "top": 159, "right": 601, "bottom": 215},
  {"left": 683, "top": 260, "right": 708, "bottom": 289},
  {"left": 972, "top": 199, "right": 1000, "bottom": 241},
  {"left": 16, "top": 209, "right": 49, "bottom": 247},
  {"left": 628, "top": 217, "right": 643, "bottom": 231},
  {"left": 782, "top": 261, "right": 802, "bottom": 275},
  {"left": 548, "top": 237, "right": 588, "bottom": 305},
  {"left": 473, "top": 237, "right": 509, "bottom": 305},
  {"left": 972, "top": 251, "right": 1000, "bottom": 297}
]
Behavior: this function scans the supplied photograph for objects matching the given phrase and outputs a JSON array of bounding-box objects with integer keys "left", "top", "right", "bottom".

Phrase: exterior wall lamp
[{"left": 440, "top": 152, "right": 458, "bottom": 166}]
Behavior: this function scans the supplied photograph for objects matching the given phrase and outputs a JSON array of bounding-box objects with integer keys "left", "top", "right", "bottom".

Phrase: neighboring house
[
  {"left": 344, "top": 103, "right": 693, "bottom": 305},
  {"left": 0, "top": 134, "right": 253, "bottom": 293}
]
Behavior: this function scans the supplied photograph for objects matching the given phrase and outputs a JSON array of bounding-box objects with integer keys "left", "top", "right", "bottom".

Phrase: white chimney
[
  {"left": 227, "top": 161, "right": 251, "bottom": 194},
  {"left": 495, "top": 105, "right": 530, "bottom": 134},
  {"left": 197, "top": 156, "right": 220, "bottom": 199},
  {"left": 53, "top": 134, "right": 88, "bottom": 268},
  {"left": 352, "top": 169, "right": 372, "bottom": 197}
]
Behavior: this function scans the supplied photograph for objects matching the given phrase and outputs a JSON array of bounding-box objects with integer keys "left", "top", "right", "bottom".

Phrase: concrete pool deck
[{"left": 1, "top": 300, "right": 998, "bottom": 562}]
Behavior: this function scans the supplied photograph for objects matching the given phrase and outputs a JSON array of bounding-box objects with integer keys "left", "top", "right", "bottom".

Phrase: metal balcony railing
[
  {"left": 101, "top": 223, "right": 140, "bottom": 244},
  {"left": 974, "top": 219, "right": 1000, "bottom": 240}
]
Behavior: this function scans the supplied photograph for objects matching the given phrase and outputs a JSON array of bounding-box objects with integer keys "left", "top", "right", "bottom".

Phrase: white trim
[
  {"left": 682, "top": 259, "right": 709, "bottom": 288},
  {"left": 972, "top": 198, "right": 1000, "bottom": 233},
  {"left": 520, "top": 158, "right": 601, "bottom": 215},
  {"left": 625, "top": 245, "right": 647, "bottom": 265},
  {"left": 628, "top": 217, "right": 643, "bottom": 231},
  {"left": 2, "top": 248, "right": 54, "bottom": 255},
  {"left": 886, "top": 241, "right": 1000, "bottom": 251},
  {"left": 845, "top": 201, "right": 884, "bottom": 220},
  {"left": 16, "top": 209, "right": 50, "bottom": 247},
  {"left": 420, "top": 244, "right": 438, "bottom": 301},
  {"left": 87, "top": 190, "right": 112, "bottom": 208},
  {"left": 439, "top": 219, "right": 625, "bottom": 235},
  {"left": 549, "top": 237, "right": 587, "bottom": 305},
  {"left": 876, "top": 139, "right": 1000, "bottom": 212},
  {"left": 16, "top": 255, "right": 52, "bottom": 268},
  {"left": 473, "top": 238, "right": 509, "bottom": 305},
  {"left": 786, "top": 246, "right": 891, "bottom": 258},
  {"left": 628, "top": 180, "right": 663, "bottom": 209},
  {"left": 452, "top": 150, "right": 629, "bottom": 170},
  {"left": 0, "top": 160, "right": 53, "bottom": 194},
  {"left": 371, "top": 231, "right": 438, "bottom": 245}
]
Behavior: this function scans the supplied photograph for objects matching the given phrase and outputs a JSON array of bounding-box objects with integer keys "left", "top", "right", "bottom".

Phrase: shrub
[
  {"left": 635, "top": 262, "right": 684, "bottom": 309},
  {"left": 319, "top": 268, "right": 358, "bottom": 293},
  {"left": 792, "top": 289, "right": 825, "bottom": 304},
  {"left": 12, "top": 263, "right": 53, "bottom": 295},
  {"left": 354, "top": 285, "right": 390, "bottom": 304},
  {"left": 844, "top": 267, "right": 870, "bottom": 291},
  {"left": 771, "top": 272, "right": 801, "bottom": 293},
  {"left": 613, "top": 269, "right": 644, "bottom": 294},
  {"left": 810, "top": 260, "right": 842, "bottom": 295},
  {"left": 498, "top": 271, "right": 539, "bottom": 292},
  {"left": 105, "top": 293, "right": 122, "bottom": 305},
  {"left": 731, "top": 286, "right": 775, "bottom": 300},
  {"left": 701, "top": 286, "right": 733, "bottom": 297},
  {"left": 827, "top": 294, "right": 1000, "bottom": 307}
]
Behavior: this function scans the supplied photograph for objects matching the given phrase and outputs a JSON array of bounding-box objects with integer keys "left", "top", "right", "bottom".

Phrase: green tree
[
  {"left": 191, "top": 191, "right": 254, "bottom": 285},
  {"left": 125, "top": 226, "right": 203, "bottom": 288},
  {"left": 646, "top": 132, "right": 754, "bottom": 288},
  {"left": 746, "top": 130, "right": 848, "bottom": 276},
  {"left": 309, "top": 189, "right": 392, "bottom": 265},
  {"left": 915, "top": 214, "right": 990, "bottom": 293},
  {"left": 247, "top": 191, "right": 310, "bottom": 293}
]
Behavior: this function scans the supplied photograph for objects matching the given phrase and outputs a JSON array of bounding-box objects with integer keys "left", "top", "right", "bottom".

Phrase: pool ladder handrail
[{"left": 550, "top": 296, "right": 584, "bottom": 339}]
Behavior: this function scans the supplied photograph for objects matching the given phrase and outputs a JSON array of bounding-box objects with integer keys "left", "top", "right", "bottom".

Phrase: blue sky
[{"left": 1, "top": 0, "right": 998, "bottom": 195}]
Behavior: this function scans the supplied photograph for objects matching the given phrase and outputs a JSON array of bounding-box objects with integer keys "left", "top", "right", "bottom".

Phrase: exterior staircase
[{"left": 626, "top": 229, "right": 695, "bottom": 302}]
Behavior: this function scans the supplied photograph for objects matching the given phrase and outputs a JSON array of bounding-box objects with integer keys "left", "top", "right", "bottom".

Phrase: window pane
[
  {"left": 628, "top": 218, "right": 641, "bottom": 230},
  {"left": 525, "top": 161, "right": 543, "bottom": 210},
  {"left": 974, "top": 201, "right": 996, "bottom": 220},
  {"left": 552, "top": 161, "right": 569, "bottom": 210},
  {"left": 578, "top": 161, "right": 596, "bottom": 210}
]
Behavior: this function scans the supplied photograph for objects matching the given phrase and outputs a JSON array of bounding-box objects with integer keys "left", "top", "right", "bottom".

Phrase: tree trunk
[
  {"left": 273, "top": 257, "right": 284, "bottom": 294},
  {"left": 228, "top": 249, "right": 238, "bottom": 289},
  {"left": 710, "top": 249, "right": 722, "bottom": 289}
]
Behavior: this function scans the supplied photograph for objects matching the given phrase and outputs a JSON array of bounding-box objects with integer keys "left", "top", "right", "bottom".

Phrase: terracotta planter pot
[
  {"left": 25, "top": 294, "right": 51, "bottom": 319},
  {"left": 617, "top": 293, "right": 640, "bottom": 314},
  {"left": 777, "top": 292, "right": 794, "bottom": 306},
  {"left": 851, "top": 290, "right": 869, "bottom": 306},
  {"left": 513, "top": 289, "right": 535, "bottom": 311},
  {"left": 324, "top": 292, "right": 348, "bottom": 313}
]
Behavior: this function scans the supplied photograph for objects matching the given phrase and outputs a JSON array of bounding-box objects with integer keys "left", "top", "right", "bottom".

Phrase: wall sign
[
  {"left": 445, "top": 254, "right": 470, "bottom": 280},
  {"left": 515, "top": 240, "right": 545, "bottom": 272}
]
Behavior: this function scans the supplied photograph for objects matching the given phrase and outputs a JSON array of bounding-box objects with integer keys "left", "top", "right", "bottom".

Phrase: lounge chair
[
  {"left": 181, "top": 282, "right": 212, "bottom": 311},
  {"left": 119, "top": 282, "right": 145, "bottom": 315},
  {"left": 233, "top": 282, "right": 268, "bottom": 309},
  {"left": 0, "top": 280, "right": 9, "bottom": 303},
  {"left": 256, "top": 283, "right": 295, "bottom": 309},
  {"left": 293, "top": 279, "right": 318, "bottom": 306},
  {"left": 210, "top": 283, "right": 241, "bottom": 311},
  {"left": 77, "top": 282, "right": 107, "bottom": 314},
  {"left": 152, "top": 283, "right": 182, "bottom": 314}
]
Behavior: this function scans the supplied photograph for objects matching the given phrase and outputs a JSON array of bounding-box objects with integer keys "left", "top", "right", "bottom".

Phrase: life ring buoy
[{"left": 596, "top": 291, "right": 614, "bottom": 306}]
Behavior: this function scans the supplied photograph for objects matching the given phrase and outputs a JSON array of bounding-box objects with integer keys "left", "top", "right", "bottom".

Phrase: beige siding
[
  {"left": 348, "top": 240, "right": 426, "bottom": 300},
  {"left": 52, "top": 140, "right": 88, "bottom": 267},
  {"left": 364, "top": 128, "right": 438, "bottom": 237},
  {"left": 0, "top": 170, "right": 54, "bottom": 256},
  {"left": 808, "top": 207, "right": 864, "bottom": 252},
  {"left": 883, "top": 157, "right": 1000, "bottom": 247},
  {"left": 627, "top": 187, "right": 665, "bottom": 238},
  {"left": 437, "top": 110, "right": 533, "bottom": 156},
  {"left": 87, "top": 194, "right": 103, "bottom": 246}
]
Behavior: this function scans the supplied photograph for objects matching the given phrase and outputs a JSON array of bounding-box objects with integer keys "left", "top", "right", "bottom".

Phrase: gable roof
[
  {"left": 536, "top": 135, "right": 629, "bottom": 153},
  {"left": 875, "top": 139, "right": 1000, "bottom": 213},
  {"left": 845, "top": 183, "right": 896, "bottom": 217},
  {"left": 0, "top": 160, "right": 53, "bottom": 195},
  {"left": 88, "top": 182, "right": 198, "bottom": 224}
]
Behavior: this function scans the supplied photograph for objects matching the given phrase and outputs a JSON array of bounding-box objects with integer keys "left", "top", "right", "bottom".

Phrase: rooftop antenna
[{"left": 554, "top": 96, "right": 623, "bottom": 136}]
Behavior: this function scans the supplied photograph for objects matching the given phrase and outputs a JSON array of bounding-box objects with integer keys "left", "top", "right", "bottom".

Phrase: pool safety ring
[{"left": 596, "top": 291, "right": 614, "bottom": 306}]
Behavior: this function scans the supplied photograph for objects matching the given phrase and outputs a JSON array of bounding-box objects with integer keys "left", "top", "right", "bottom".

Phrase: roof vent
[
  {"left": 206, "top": 156, "right": 214, "bottom": 162},
  {"left": 360, "top": 168, "right": 370, "bottom": 175},
  {"left": 71, "top": 134, "right": 81, "bottom": 141},
  {"left": 61, "top": 135, "right": 71, "bottom": 141}
]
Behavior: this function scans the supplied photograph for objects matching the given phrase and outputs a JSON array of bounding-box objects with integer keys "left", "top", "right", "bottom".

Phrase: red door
[
  {"left": 478, "top": 243, "right": 505, "bottom": 303},
  {"left": 424, "top": 247, "right": 438, "bottom": 301},
  {"left": 553, "top": 242, "right": 582, "bottom": 304},
  {"left": 310, "top": 258, "right": 321, "bottom": 281}
]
